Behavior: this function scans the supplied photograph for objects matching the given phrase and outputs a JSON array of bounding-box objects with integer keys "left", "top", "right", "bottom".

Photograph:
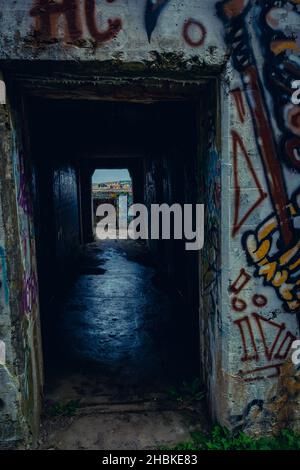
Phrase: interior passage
[{"left": 44, "top": 239, "right": 196, "bottom": 403}]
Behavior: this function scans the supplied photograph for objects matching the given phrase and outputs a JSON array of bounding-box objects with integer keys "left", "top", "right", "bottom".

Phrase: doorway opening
[
  {"left": 92, "top": 169, "right": 133, "bottom": 239},
  {"left": 21, "top": 81, "right": 218, "bottom": 446}
]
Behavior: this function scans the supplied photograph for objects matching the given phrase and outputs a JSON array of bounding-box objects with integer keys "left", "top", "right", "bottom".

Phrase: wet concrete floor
[{"left": 40, "top": 240, "right": 208, "bottom": 450}]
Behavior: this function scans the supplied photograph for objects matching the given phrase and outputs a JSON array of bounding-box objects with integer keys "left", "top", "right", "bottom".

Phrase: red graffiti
[
  {"left": 231, "top": 296, "right": 247, "bottom": 312},
  {"left": 30, "top": 0, "right": 82, "bottom": 42},
  {"left": 30, "top": 0, "right": 122, "bottom": 44},
  {"left": 232, "top": 130, "right": 267, "bottom": 237},
  {"left": 241, "top": 364, "right": 283, "bottom": 382},
  {"left": 229, "top": 270, "right": 294, "bottom": 381},
  {"left": 84, "top": 0, "right": 121, "bottom": 43},
  {"left": 253, "top": 313, "right": 286, "bottom": 361},
  {"left": 230, "top": 271, "right": 269, "bottom": 313},
  {"left": 241, "top": 66, "right": 293, "bottom": 245},
  {"left": 285, "top": 137, "right": 300, "bottom": 171},
  {"left": 183, "top": 19, "right": 206, "bottom": 47},
  {"left": 230, "top": 268, "right": 251, "bottom": 295},
  {"left": 252, "top": 294, "right": 268, "bottom": 308},
  {"left": 235, "top": 316, "right": 259, "bottom": 362},
  {"left": 234, "top": 313, "right": 296, "bottom": 380}
]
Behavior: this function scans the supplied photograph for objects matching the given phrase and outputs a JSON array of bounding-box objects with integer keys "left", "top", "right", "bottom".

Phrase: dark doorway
[{"left": 27, "top": 97, "right": 201, "bottom": 413}]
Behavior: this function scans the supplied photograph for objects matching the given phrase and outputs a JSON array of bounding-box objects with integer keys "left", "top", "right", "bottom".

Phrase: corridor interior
[{"left": 25, "top": 96, "right": 206, "bottom": 447}]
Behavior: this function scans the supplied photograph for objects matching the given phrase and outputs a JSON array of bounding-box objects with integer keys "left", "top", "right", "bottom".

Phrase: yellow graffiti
[{"left": 244, "top": 194, "right": 300, "bottom": 312}]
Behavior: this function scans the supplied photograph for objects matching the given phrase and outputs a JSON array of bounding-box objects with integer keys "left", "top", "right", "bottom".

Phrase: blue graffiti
[{"left": 145, "top": 0, "right": 171, "bottom": 42}]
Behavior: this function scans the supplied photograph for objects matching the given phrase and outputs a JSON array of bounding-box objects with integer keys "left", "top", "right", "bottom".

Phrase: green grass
[{"left": 168, "top": 426, "right": 300, "bottom": 451}]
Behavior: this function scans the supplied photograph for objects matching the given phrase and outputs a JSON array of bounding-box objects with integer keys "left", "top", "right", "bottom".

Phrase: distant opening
[{"left": 92, "top": 169, "right": 133, "bottom": 238}]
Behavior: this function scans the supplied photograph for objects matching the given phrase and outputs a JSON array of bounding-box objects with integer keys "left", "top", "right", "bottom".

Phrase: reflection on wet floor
[{"left": 44, "top": 240, "right": 196, "bottom": 404}]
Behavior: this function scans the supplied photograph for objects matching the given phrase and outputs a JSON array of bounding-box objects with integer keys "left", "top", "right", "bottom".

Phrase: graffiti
[
  {"left": 252, "top": 294, "right": 268, "bottom": 308},
  {"left": 292, "top": 81, "right": 300, "bottom": 106},
  {"left": 230, "top": 361, "right": 300, "bottom": 431},
  {"left": 230, "top": 399, "right": 264, "bottom": 431},
  {"left": 230, "top": 269, "right": 296, "bottom": 381},
  {"left": 85, "top": 0, "right": 121, "bottom": 43},
  {"left": 230, "top": 268, "right": 251, "bottom": 295},
  {"left": 18, "top": 153, "right": 33, "bottom": 217},
  {"left": 28, "top": 1, "right": 208, "bottom": 46},
  {"left": 203, "top": 222, "right": 221, "bottom": 303},
  {"left": 218, "top": 0, "right": 300, "bottom": 315},
  {"left": 28, "top": 1, "right": 208, "bottom": 47},
  {"left": 258, "top": 1, "right": 300, "bottom": 172},
  {"left": 145, "top": 0, "right": 170, "bottom": 42},
  {"left": 235, "top": 314, "right": 295, "bottom": 363},
  {"left": 231, "top": 130, "right": 267, "bottom": 237},
  {"left": 242, "top": 189, "right": 300, "bottom": 313},
  {"left": 21, "top": 270, "right": 38, "bottom": 316},
  {"left": 203, "top": 117, "right": 221, "bottom": 318},
  {"left": 217, "top": 0, "right": 293, "bottom": 247},
  {"left": 183, "top": 19, "right": 206, "bottom": 47},
  {"left": 30, "top": 0, "right": 122, "bottom": 44}
]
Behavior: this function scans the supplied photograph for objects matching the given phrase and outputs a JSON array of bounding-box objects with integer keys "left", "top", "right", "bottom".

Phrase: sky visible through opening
[{"left": 93, "top": 169, "right": 131, "bottom": 184}]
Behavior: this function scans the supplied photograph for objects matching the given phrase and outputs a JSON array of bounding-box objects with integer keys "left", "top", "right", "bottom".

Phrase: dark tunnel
[{"left": 26, "top": 97, "right": 201, "bottom": 405}]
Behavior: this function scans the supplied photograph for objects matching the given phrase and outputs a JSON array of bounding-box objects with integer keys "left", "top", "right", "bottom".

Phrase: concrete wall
[
  {"left": 0, "top": 0, "right": 299, "bottom": 445},
  {"left": 219, "top": 3, "right": 300, "bottom": 434},
  {"left": 0, "top": 88, "right": 43, "bottom": 448},
  {"left": 53, "top": 165, "right": 80, "bottom": 281}
]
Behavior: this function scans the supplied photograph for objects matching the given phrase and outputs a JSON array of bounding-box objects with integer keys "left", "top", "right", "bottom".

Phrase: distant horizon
[
  {"left": 93, "top": 169, "right": 131, "bottom": 184},
  {"left": 93, "top": 180, "right": 131, "bottom": 185}
]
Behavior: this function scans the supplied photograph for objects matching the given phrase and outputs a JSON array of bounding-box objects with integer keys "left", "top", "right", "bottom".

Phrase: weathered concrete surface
[
  {"left": 38, "top": 239, "right": 207, "bottom": 450},
  {"left": 39, "top": 408, "right": 206, "bottom": 450},
  {"left": 0, "top": 86, "right": 43, "bottom": 448},
  {"left": 43, "top": 240, "right": 197, "bottom": 399},
  {"left": 0, "top": 1, "right": 226, "bottom": 66}
]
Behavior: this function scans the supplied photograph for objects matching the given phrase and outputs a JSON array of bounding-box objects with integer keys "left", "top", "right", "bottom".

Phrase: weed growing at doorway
[
  {"left": 44, "top": 399, "right": 81, "bottom": 418},
  {"left": 167, "top": 378, "right": 205, "bottom": 405},
  {"left": 166, "top": 426, "right": 300, "bottom": 450}
]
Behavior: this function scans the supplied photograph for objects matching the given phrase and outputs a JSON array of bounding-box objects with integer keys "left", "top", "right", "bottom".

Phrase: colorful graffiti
[
  {"left": 258, "top": 1, "right": 300, "bottom": 171},
  {"left": 30, "top": 0, "right": 122, "bottom": 44},
  {"left": 21, "top": 270, "right": 38, "bottom": 316},
  {"left": 28, "top": 0, "right": 209, "bottom": 47},
  {"left": 218, "top": 0, "right": 293, "bottom": 247},
  {"left": 218, "top": 0, "right": 300, "bottom": 316},
  {"left": 203, "top": 114, "right": 221, "bottom": 321},
  {"left": 243, "top": 190, "right": 300, "bottom": 313}
]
